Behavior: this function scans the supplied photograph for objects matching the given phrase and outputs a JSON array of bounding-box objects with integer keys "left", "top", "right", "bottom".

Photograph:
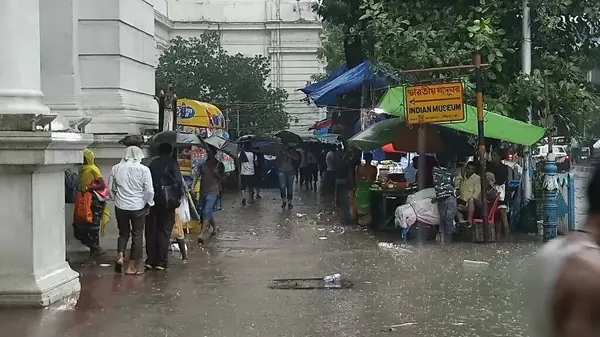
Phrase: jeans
[
  {"left": 199, "top": 194, "right": 219, "bottom": 221},
  {"left": 115, "top": 207, "right": 147, "bottom": 260},
  {"left": 145, "top": 207, "right": 176, "bottom": 268},
  {"left": 437, "top": 196, "right": 457, "bottom": 235},
  {"left": 278, "top": 171, "right": 294, "bottom": 201}
]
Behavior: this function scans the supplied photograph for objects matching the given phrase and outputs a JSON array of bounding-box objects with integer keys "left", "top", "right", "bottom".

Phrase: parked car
[{"left": 533, "top": 145, "right": 571, "bottom": 172}]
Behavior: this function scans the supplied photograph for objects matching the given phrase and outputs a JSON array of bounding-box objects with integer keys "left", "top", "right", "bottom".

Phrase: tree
[
  {"left": 156, "top": 32, "right": 289, "bottom": 136},
  {"left": 311, "top": 23, "right": 346, "bottom": 81},
  {"left": 315, "top": 0, "right": 600, "bottom": 137}
]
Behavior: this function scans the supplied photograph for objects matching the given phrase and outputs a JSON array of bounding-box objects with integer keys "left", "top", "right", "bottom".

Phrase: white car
[{"left": 533, "top": 145, "right": 571, "bottom": 171}]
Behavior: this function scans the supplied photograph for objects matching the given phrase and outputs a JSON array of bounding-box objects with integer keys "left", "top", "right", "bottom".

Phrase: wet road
[{"left": 0, "top": 172, "right": 591, "bottom": 337}]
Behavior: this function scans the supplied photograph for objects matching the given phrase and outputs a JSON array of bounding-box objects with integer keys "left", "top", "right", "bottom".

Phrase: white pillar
[
  {"left": 0, "top": 0, "right": 50, "bottom": 119},
  {"left": 40, "top": 0, "right": 83, "bottom": 121},
  {"left": 0, "top": 132, "right": 93, "bottom": 307},
  {"left": 0, "top": 0, "right": 90, "bottom": 307}
]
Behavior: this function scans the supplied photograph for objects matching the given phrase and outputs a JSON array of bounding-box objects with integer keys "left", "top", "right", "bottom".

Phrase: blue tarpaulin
[{"left": 299, "top": 61, "right": 389, "bottom": 106}]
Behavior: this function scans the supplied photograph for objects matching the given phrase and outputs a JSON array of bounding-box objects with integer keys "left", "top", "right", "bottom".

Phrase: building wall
[
  {"left": 78, "top": 0, "right": 159, "bottom": 134},
  {"left": 153, "top": 0, "right": 325, "bottom": 134}
]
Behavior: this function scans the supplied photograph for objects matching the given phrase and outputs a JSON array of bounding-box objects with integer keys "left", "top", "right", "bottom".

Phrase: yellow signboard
[{"left": 405, "top": 82, "right": 465, "bottom": 125}]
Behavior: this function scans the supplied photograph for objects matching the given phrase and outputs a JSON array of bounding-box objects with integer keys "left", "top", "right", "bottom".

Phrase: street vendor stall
[
  {"left": 349, "top": 88, "right": 546, "bottom": 238},
  {"left": 175, "top": 99, "right": 235, "bottom": 185},
  {"left": 368, "top": 166, "right": 413, "bottom": 230}
]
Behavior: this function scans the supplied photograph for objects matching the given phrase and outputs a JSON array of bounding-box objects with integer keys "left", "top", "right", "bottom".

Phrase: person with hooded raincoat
[
  {"left": 73, "top": 149, "right": 110, "bottom": 261},
  {"left": 109, "top": 146, "right": 154, "bottom": 275}
]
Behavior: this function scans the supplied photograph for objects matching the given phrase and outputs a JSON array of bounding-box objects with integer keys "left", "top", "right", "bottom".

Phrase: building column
[
  {"left": 0, "top": 0, "right": 50, "bottom": 128},
  {"left": 0, "top": 0, "right": 92, "bottom": 307},
  {"left": 78, "top": 0, "right": 158, "bottom": 134},
  {"left": 40, "top": 0, "right": 84, "bottom": 121}
]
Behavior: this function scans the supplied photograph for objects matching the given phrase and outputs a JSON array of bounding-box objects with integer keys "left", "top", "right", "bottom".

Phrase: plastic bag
[
  {"left": 175, "top": 196, "right": 191, "bottom": 223},
  {"left": 172, "top": 214, "right": 186, "bottom": 239}
]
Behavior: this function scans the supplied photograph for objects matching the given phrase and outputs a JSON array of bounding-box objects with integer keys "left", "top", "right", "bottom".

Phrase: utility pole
[
  {"left": 475, "top": 54, "right": 490, "bottom": 242},
  {"left": 236, "top": 109, "right": 240, "bottom": 136},
  {"left": 542, "top": 76, "right": 558, "bottom": 241},
  {"left": 522, "top": 0, "right": 533, "bottom": 200}
]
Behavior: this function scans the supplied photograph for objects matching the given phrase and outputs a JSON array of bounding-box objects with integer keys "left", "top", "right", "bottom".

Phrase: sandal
[{"left": 125, "top": 270, "right": 145, "bottom": 276}]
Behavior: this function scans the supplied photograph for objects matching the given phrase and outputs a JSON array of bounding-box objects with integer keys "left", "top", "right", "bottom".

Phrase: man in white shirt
[
  {"left": 109, "top": 146, "right": 154, "bottom": 275},
  {"left": 239, "top": 143, "right": 257, "bottom": 206}
]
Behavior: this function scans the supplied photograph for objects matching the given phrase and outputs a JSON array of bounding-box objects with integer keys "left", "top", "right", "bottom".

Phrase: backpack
[
  {"left": 155, "top": 164, "right": 183, "bottom": 210},
  {"left": 65, "top": 169, "right": 79, "bottom": 203}
]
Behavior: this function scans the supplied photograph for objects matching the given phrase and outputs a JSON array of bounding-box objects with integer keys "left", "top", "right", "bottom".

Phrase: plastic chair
[{"left": 472, "top": 197, "right": 500, "bottom": 225}]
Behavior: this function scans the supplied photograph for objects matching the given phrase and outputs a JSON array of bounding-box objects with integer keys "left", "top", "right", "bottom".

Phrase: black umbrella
[
  {"left": 274, "top": 130, "right": 303, "bottom": 144},
  {"left": 204, "top": 135, "right": 239, "bottom": 158},
  {"left": 236, "top": 134, "right": 256, "bottom": 143},
  {"left": 147, "top": 131, "right": 205, "bottom": 148}
]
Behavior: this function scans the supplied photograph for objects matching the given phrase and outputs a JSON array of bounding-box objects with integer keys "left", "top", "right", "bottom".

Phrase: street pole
[
  {"left": 236, "top": 109, "right": 240, "bottom": 137},
  {"left": 475, "top": 53, "right": 490, "bottom": 242},
  {"left": 171, "top": 93, "right": 178, "bottom": 131},
  {"left": 158, "top": 90, "right": 165, "bottom": 132},
  {"left": 522, "top": 0, "right": 533, "bottom": 200},
  {"left": 543, "top": 77, "right": 558, "bottom": 241}
]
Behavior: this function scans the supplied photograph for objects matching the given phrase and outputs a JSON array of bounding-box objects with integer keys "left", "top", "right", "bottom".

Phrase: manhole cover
[{"left": 268, "top": 277, "right": 354, "bottom": 290}]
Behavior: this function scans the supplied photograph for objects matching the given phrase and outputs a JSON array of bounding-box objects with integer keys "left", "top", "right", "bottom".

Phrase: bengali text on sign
[{"left": 405, "top": 82, "right": 465, "bottom": 125}]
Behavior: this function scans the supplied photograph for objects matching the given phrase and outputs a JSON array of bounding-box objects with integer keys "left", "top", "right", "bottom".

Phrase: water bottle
[{"left": 333, "top": 273, "right": 342, "bottom": 288}]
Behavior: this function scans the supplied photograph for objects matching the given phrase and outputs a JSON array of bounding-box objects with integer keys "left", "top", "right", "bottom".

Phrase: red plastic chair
[{"left": 472, "top": 197, "right": 500, "bottom": 225}]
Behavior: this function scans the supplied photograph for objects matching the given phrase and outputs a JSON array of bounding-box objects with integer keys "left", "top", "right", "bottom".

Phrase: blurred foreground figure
[{"left": 526, "top": 164, "right": 600, "bottom": 337}]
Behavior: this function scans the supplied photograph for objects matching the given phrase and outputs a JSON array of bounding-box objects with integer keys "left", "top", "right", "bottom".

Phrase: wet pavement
[{"left": 0, "top": 171, "right": 592, "bottom": 337}]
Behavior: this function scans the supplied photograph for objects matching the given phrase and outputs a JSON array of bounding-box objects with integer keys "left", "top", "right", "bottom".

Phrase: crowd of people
[
  {"left": 236, "top": 143, "right": 360, "bottom": 224},
  {"left": 72, "top": 143, "right": 227, "bottom": 275},
  {"left": 71, "top": 138, "right": 520, "bottom": 275}
]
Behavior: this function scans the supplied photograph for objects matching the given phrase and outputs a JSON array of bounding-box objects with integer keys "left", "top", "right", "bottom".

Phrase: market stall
[
  {"left": 367, "top": 165, "right": 413, "bottom": 230},
  {"left": 175, "top": 99, "right": 235, "bottom": 188}
]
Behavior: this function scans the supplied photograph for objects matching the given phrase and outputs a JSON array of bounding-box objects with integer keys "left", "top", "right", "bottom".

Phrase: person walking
[
  {"left": 108, "top": 146, "right": 154, "bottom": 275},
  {"left": 194, "top": 149, "right": 226, "bottom": 243},
  {"left": 526, "top": 164, "right": 600, "bottom": 337},
  {"left": 73, "top": 149, "right": 110, "bottom": 263},
  {"left": 239, "top": 143, "right": 257, "bottom": 206},
  {"left": 306, "top": 149, "right": 319, "bottom": 190},
  {"left": 432, "top": 158, "right": 458, "bottom": 242},
  {"left": 146, "top": 143, "right": 184, "bottom": 271},
  {"left": 298, "top": 147, "right": 308, "bottom": 188},
  {"left": 487, "top": 149, "right": 510, "bottom": 240},
  {"left": 277, "top": 146, "right": 299, "bottom": 209},
  {"left": 253, "top": 148, "right": 265, "bottom": 199}
]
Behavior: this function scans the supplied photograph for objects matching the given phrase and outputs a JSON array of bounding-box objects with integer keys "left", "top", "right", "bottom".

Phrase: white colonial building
[{"left": 0, "top": 0, "right": 322, "bottom": 307}]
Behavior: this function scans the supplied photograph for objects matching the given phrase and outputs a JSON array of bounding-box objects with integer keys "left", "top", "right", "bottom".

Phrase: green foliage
[
  {"left": 156, "top": 32, "right": 289, "bottom": 136},
  {"left": 311, "top": 23, "right": 346, "bottom": 82},
  {"left": 315, "top": 0, "right": 600, "bottom": 137}
]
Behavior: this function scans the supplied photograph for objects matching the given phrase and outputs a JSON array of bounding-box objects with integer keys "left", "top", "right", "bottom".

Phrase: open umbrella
[
  {"left": 274, "top": 130, "right": 303, "bottom": 144},
  {"left": 348, "top": 118, "right": 443, "bottom": 153},
  {"left": 147, "top": 131, "right": 205, "bottom": 148},
  {"left": 204, "top": 135, "right": 239, "bottom": 158},
  {"left": 382, "top": 143, "right": 405, "bottom": 153}
]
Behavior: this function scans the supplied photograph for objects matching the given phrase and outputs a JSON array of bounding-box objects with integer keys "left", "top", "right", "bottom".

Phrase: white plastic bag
[{"left": 175, "top": 196, "right": 191, "bottom": 223}]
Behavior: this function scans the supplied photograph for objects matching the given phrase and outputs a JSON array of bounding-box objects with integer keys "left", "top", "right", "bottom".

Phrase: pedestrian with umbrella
[
  {"left": 146, "top": 142, "right": 185, "bottom": 271},
  {"left": 239, "top": 142, "right": 258, "bottom": 206},
  {"left": 193, "top": 147, "right": 226, "bottom": 243}
]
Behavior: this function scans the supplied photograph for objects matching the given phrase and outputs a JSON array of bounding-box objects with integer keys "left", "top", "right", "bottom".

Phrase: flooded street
[{"left": 0, "top": 171, "right": 592, "bottom": 336}]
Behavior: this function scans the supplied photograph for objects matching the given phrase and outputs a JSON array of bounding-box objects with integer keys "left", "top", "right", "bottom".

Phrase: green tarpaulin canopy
[{"left": 378, "top": 87, "right": 546, "bottom": 146}]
